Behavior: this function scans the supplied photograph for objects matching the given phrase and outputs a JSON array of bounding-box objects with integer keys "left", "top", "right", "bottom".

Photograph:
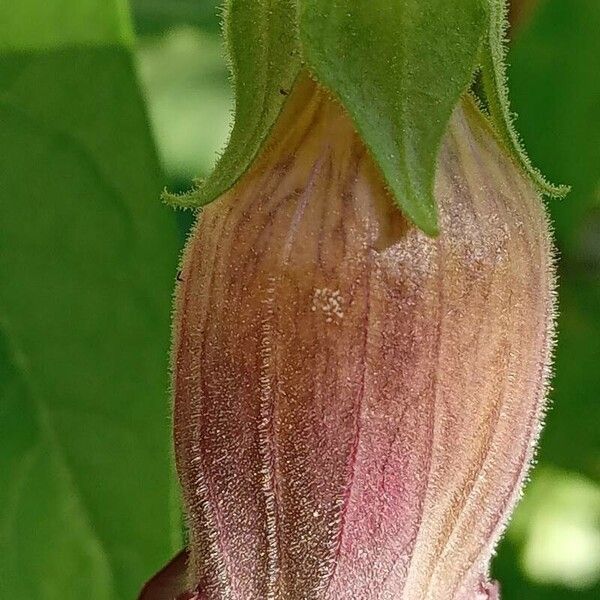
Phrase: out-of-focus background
[{"left": 0, "top": 1, "right": 598, "bottom": 598}]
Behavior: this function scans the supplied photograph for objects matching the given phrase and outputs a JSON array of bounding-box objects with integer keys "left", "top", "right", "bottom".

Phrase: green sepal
[
  {"left": 172, "top": 0, "right": 565, "bottom": 234},
  {"left": 164, "top": 0, "right": 302, "bottom": 209},
  {"left": 479, "top": 0, "right": 569, "bottom": 198},
  {"left": 299, "top": 0, "right": 487, "bottom": 235},
  {"left": 169, "top": 0, "right": 487, "bottom": 235}
]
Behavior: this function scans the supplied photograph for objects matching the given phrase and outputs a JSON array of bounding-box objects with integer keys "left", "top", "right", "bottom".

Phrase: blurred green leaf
[
  {"left": 0, "top": 0, "right": 133, "bottom": 51},
  {"left": 0, "top": 2, "right": 181, "bottom": 599},
  {"left": 132, "top": 0, "right": 221, "bottom": 35},
  {"left": 504, "top": 468, "right": 600, "bottom": 592},
  {"left": 136, "top": 27, "right": 232, "bottom": 183},
  {"left": 495, "top": 537, "right": 600, "bottom": 600}
]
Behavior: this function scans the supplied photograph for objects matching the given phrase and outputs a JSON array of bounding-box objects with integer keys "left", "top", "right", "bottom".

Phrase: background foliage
[{"left": 0, "top": 0, "right": 598, "bottom": 598}]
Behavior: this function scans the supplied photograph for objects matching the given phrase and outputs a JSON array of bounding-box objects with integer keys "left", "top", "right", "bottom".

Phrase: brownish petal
[
  {"left": 172, "top": 75, "right": 554, "bottom": 599},
  {"left": 138, "top": 550, "right": 192, "bottom": 599}
]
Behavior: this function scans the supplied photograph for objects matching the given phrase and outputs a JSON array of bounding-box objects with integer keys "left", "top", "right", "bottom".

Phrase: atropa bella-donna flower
[{"left": 139, "top": 2, "right": 567, "bottom": 599}]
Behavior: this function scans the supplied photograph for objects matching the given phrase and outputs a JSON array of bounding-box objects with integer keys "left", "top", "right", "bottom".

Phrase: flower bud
[{"left": 171, "top": 75, "right": 555, "bottom": 599}]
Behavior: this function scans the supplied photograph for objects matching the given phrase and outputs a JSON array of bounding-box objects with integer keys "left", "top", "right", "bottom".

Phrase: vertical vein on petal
[
  {"left": 257, "top": 275, "right": 281, "bottom": 599},
  {"left": 281, "top": 155, "right": 326, "bottom": 265},
  {"left": 399, "top": 236, "right": 445, "bottom": 600},
  {"left": 321, "top": 200, "right": 374, "bottom": 598}
]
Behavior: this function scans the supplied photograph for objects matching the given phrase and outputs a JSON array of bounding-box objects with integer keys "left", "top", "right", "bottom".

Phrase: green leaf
[
  {"left": 0, "top": 0, "right": 133, "bottom": 51},
  {"left": 300, "top": 0, "right": 487, "bottom": 235},
  {"left": 165, "top": 0, "right": 302, "bottom": 209},
  {"left": 0, "top": 4, "right": 181, "bottom": 600},
  {"left": 479, "top": 0, "right": 569, "bottom": 199}
]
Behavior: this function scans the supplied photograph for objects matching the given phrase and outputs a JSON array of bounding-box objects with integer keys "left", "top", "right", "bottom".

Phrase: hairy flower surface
[{"left": 168, "top": 76, "right": 555, "bottom": 599}]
